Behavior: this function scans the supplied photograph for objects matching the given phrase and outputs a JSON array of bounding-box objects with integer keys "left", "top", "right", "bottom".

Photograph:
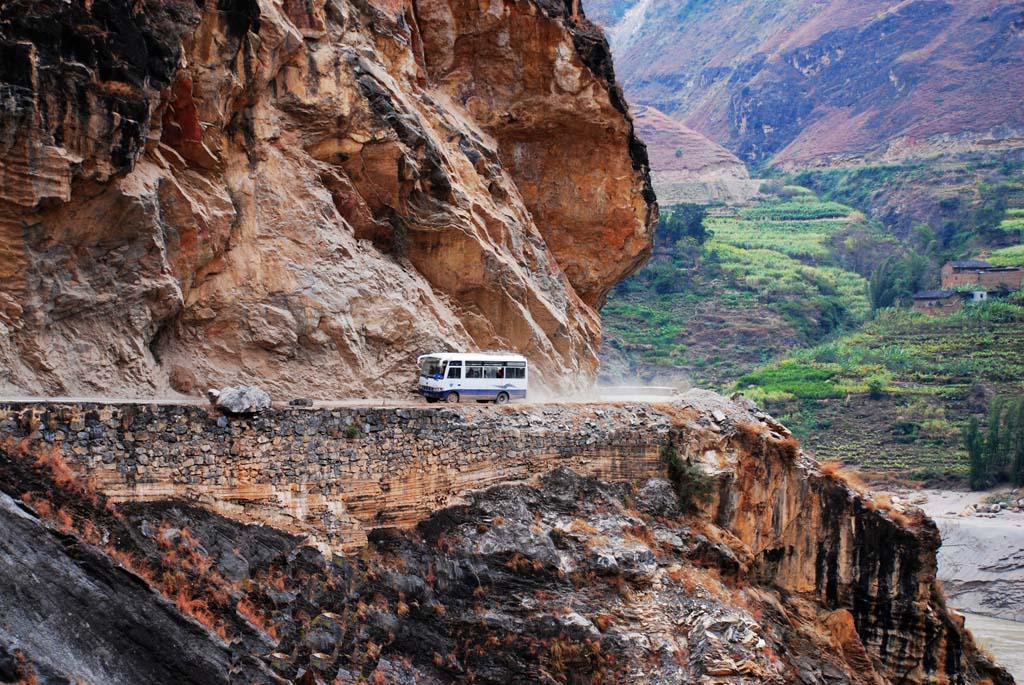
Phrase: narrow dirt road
[{"left": 0, "top": 390, "right": 681, "bottom": 409}]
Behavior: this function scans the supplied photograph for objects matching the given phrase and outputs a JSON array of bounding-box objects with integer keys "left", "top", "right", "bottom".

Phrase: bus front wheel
[
  {"left": 445, "top": 392, "right": 460, "bottom": 404},
  {"left": 495, "top": 392, "right": 509, "bottom": 405}
]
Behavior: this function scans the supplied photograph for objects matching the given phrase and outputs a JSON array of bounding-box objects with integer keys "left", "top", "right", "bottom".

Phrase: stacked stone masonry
[
  {"left": 0, "top": 402, "right": 672, "bottom": 551},
  {"left": 940, "top": 264, "right": 1024, "bottom": 290}
]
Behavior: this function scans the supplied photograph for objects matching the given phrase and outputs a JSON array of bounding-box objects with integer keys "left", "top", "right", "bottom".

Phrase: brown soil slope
[{"left": 634, "top": 104, "right": 759, "bottom": 203}]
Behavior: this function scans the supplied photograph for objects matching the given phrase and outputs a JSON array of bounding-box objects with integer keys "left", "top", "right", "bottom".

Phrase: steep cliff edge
[
  {"left": 0, "top": 394, "right": 1013, "bottom": 683},
  {"left": 0, "top": 0, "right": 655, "bottom": 398}
]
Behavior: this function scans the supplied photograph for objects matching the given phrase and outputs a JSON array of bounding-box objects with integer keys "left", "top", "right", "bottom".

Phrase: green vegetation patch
[
  {"left": 989, "top": 245, "right": 1024, "bottom": 266},
  {"left": 739, "top": 303, "right": 1024, "bottom": 399},
  {"left": 709, "top": 217, "right": 852, "bottom": 260},
  {"left": 734, "top": 300, "right": 1024, "bottom": 480},
  {"left": 602, "top": 301, "right": 685, "bottom": 350},
  {"left": 601, "top": 193, "right": 871, "bottom": 389},
  {"left": 737, "top": 360, "right": 853, "bottom": 400},
  {"left": 997, "top": 217, "right": 1024, "bottom": 233},
  {"left": 740, "top": 199, "right": 856, "bottom": 221}
]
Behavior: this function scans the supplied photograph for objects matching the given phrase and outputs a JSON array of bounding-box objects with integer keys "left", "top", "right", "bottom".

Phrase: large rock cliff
[
  {"left": 0, "top": 393, "right": 1013, "bottom": 683},
  {"left": 0, "top": 0, "right": 655, "bottom": 398}
]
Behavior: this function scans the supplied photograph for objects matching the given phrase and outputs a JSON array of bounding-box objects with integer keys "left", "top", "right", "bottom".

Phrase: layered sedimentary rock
[
  {"left": 0, "top": 0, "right": 655, "bottom": 399},
  {"left": 0, "top": 392, "right": 1014, "bottom": 683}
]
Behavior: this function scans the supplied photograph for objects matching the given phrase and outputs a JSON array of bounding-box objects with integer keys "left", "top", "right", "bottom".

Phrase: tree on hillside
[
  {"left": 965, "top": 418, "right": 986, "bottom": 490},
  {"left": 1013, "top": 400, "right": 1024, "bottom": 488},
  {"left": 828, "top": 226, "right": 903, "bottom": 277},
  {"left": 658, "top": 204, "right": 709, "bottom": 247},
  {"left": 868, "top": 253, "right": 928, "bottom": 310},
  {"left": 939, "top": 183, "right": 1012, "bottom": 251},
  {"left": 971, "top": 183, "right": 1009, "bottom": 237},
  {"left": 965, "top": 396, "right": 1024, "bottom": 489},
  {"left": 656, "top": 204, "right": 710, "bottom": 269}
]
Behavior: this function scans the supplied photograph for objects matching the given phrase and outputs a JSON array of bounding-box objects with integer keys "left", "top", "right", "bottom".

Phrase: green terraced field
[
  {"left": 736, "top": 300, "right": 1024, "bottom": 480},
  {"left": 739, "top": 201, "right": 856, "bottom": 221},
  {"left": 601, "top": 191, "right": 872, "bottom": 388},
  {"left": 990, "top": 245, "right": 1024, "bottom": 266},
  {"left": 709, "top": 217, "right": 854, "bottom": 260},
  {"left": 603, "top": 158, "right": 1024, "bottom": 484}
]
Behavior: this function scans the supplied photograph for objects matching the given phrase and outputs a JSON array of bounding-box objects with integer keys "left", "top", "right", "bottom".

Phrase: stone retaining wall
[{"left": 1, "top": 402, "right": 681, "bottom": 551}]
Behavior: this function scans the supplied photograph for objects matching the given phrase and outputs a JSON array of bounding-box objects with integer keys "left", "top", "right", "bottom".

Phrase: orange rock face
[
  {"left": 0, "top": 0, "right": 655, "bottom": 398},
  {"left": 414, "top": 0, "right": 656, "bottom": 307}
]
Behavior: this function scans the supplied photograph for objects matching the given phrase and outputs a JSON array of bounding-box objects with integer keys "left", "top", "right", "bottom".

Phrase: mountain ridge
[{"left": 588, "top": 0, "right": 1024, "bottom": 167}]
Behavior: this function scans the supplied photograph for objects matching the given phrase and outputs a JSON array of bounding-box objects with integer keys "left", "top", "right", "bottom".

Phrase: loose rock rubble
[{"left": 208, "top": 386, "right": 272, "bottom": 415}]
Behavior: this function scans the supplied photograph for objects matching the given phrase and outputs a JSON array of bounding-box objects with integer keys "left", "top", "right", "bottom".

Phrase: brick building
[
  {"left": 912, "top": 290, "right": 962, "bottom": 316},
  {"left": 940, "top": 260, "right": 1024, "bottom": 290}
]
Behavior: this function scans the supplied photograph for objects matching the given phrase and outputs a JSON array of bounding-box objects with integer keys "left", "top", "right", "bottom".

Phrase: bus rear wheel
[
  {"left": 445, "top": 392, "right": 460, "bottom": 404},
  {"left": 495, "top": 392, "right": 510, "bottom": 405}
]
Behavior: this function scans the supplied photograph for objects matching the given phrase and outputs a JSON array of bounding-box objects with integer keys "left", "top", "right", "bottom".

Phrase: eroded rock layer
[{"left": 0, "top": 0, "right": 655, "bottom": 398}]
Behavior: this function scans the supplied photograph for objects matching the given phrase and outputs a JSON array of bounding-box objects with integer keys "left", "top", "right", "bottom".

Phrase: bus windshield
[{"left": 420, "top": 358, "right": 443, "bottom": 378}]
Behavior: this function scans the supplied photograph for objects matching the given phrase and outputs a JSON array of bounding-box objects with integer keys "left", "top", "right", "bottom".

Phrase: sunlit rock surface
[{"left": 0, "top": 0, "right": 655, "bottom": 398}]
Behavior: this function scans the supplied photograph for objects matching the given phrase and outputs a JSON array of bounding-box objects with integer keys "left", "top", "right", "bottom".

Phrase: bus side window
[
  {"left": 447, "top": 366, "right": 462, "bottom": 379},
  {"left": 466, "top": 366, "right": 482, "bottom": 379}
]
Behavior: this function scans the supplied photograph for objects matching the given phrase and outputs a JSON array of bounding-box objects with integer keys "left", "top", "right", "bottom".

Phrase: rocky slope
[
  {"left": 634, "top": 105, "right": 759, "bottom": 204},
  {"left": 588, "top": 0, "right": 1024, "bottom": 167},
  {"left": 0, "top": 0, "right": 655, "bottom": 399},
  {"left": 0, "top": 393, "right": 1014, "bottom": 684}
]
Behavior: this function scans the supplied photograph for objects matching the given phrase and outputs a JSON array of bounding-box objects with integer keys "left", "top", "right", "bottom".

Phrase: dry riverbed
[
  {"left": 879, "top": 486, "right": 1024, "bottom": 679},
  {"left": 912, "top": 488, "right": 1024, "bottom": 621}
]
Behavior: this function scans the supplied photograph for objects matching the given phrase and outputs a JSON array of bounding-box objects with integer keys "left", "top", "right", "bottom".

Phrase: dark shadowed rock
[
  {"left": 636, "top": 478, "right": 679, "bottom": 517},
  {"left": 0, "top": 491, "right": 273, "bottom": 685}
]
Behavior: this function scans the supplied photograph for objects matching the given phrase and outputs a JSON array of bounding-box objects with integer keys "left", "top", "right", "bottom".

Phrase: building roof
[
  {"left": 418, "top": 352, "right": 528, "bottom": 363},
  {"left": 949, "top": 260, "right": 994, "bottom": 269},
  {"left": 913, "top": 290, "right": 957, "bottom": 300}
]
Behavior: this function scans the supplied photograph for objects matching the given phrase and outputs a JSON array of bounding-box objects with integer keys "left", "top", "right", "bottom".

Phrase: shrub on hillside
[
  {"left": 660, "top": 443, "right": 712, "bottom": 513},
  {"left": 868, "top": 253, "right": 928, "bottom": 310}
]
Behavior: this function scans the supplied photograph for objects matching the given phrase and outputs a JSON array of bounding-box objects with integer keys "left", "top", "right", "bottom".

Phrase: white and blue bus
[{"left": 417, "top": 352, "right": 528, "bottom": 404}]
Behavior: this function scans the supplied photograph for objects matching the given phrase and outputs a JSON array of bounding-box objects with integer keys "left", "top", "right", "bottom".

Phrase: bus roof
[{"left": 418, "top": 352, "right": 528, "bottom": 363}]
